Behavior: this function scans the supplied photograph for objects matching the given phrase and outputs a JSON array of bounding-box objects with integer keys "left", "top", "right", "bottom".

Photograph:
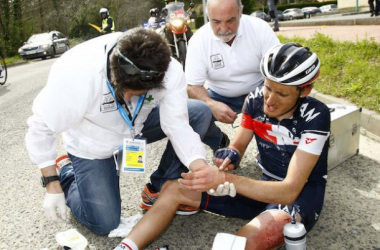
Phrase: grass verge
[{"left": 278, "top": 33, "right": 380, "bottom": 113}]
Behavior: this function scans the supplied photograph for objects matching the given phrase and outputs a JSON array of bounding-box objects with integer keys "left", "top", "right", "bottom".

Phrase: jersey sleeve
[{"left": 297, "top": 101, "right": 331, "bottom": 155}]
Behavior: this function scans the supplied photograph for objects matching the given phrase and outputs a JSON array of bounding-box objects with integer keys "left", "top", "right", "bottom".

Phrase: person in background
[
  {"left": 148, "top": 8, "right": 160, "bottom": 28},
  {"left": 100, "top": 7, "right": 115, "bottom": 34},
  {"left": 268, "top": 0, "right": 279, "bottom": 32},
  {"left": 369, "top": 0, "right": 380, "bottom": 16},
  {"left": 114, "top": 42, "right": 330, "bottom": 250}
]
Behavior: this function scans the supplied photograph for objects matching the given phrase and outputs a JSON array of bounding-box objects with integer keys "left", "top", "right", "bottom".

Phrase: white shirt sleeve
[
  {"left": 160, "top": 60, "right": 206, "bottom": 167},
  {"left": 185, "top": 26, "right": 209, "bottom": 86},
  {"left": 25, "top": 55, "right": 94, "bottom": 168}
]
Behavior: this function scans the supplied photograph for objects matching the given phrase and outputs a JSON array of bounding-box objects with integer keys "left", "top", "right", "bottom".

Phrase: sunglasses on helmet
[{"left": 115, "top": 48, "right": 163, "bottom": 82}]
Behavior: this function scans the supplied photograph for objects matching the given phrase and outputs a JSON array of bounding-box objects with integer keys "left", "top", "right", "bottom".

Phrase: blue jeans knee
[
  {"left": 187, "top": 99, "right": 213, "bottom": 139},
  {"left": 61, "top": 154, "right": 121, "bottom": 235}
]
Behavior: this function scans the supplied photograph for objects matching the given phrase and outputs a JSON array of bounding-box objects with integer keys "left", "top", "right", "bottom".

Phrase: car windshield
[{"left": 27, "top": 34, "right": 50, "bottom": 44}]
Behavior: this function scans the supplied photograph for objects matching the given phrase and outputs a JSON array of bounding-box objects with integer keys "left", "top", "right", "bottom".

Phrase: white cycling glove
[
  {"left": 212, "top": 233, "right": 247, "bottom": 250},
  {"left": 108, "top": 214, "right": 143, "bottom": 238},
  {"left": 43, "top": 193, "right": 67, "bottom": 222},
  {"left": 207, "top": 182, "right": 236, "bottom": 197}
]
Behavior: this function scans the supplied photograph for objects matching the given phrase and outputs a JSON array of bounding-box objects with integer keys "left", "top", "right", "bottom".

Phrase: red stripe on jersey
[
  {"left": 242, "top": 114, "right": 278, "bottom": 144},
  {"left": 252, "top": 119, "right": 278, "bottom": 144},
  {"left": 241, "top": 113, "right": 254, "bottom": 130}
]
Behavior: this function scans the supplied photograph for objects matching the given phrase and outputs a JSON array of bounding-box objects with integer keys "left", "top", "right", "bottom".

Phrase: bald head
[
  {"left": 207, "top": 0, "right": 243, "bottom": 43},
  {"left": 207, "top": 0, "right": 243, "bottom": 13}
]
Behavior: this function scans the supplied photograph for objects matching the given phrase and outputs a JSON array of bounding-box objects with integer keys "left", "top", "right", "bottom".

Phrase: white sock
[{"left": 113, "top": 238, "right": 139, "bottom": 250}]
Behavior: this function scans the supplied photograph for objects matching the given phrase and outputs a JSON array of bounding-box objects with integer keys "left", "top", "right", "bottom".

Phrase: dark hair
[{"left": 110, "top": 27, "right": 171, "bottom": 99}]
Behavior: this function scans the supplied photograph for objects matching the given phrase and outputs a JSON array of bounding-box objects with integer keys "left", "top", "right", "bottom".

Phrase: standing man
[
  {"left": 185, "top": 0, "right": 280, "bottom": 151},
  {"left": 369, "top": 0, "right": 380, "bottom": 16},
  {"left": 25, "top": 28, "right": 215, "bottom": 235},
  {"left": 268, "top": 0, "right": 279, "bottom": 32},
  {"left": 100, "top": 8, "right": 115, "bottom": 34},
  {"left": 114, "top": 43, "right": 330, "bottom": 250}
]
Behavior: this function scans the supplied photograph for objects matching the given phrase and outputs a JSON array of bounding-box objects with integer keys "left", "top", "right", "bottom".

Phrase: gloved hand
[
  {"left": 43, "top": 193, "right": 67, "bottom": 222},
  {"left": 108, "top": 214, "right": 143, "bottom": 238},
  {"left": 207, "top": 182, "right": 236, "bottom": 197},
  {"left": 214, "top": 148, "right": 240, "bottom": 170}
]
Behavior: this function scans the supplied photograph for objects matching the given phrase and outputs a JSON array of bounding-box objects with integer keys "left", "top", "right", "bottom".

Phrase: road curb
[
  {"left": 276, "top": 15, "right": 380, "bottom": 27},
  {"left": 311, "top": 89, "right": 380, "bottom": 142}
]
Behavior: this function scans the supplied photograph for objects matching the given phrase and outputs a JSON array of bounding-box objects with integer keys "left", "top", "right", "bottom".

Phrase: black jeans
[{"left": 369, "top": 0, "right": 380, "bottom": 15}]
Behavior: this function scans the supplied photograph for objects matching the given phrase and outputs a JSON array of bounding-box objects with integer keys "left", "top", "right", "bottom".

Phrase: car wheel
[
  {"left": 65, "top": 44, "right": 70, "bottom": 52},
  {"left": 290, "top": 16, "right": 293, "bottom": 20},
  {"left": 50, "top": 46, "right": 56, "bottom": 58},
  {"left": 41, "top": 56, "right": 47, "bottom": 60}
]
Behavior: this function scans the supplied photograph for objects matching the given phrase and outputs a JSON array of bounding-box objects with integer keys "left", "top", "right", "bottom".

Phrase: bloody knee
[{"left": 238, "top": 210, "right": 292, "bottom": 250}]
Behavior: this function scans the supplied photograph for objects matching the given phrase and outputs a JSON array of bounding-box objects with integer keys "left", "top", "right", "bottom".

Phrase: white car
[
  {"left": 320, "top": 4, "right": 338, "bottom": 13},
  {"left": 283, "top": 8, "right": 304, "bottom": 20},
  {"left": 18, "top": 31, "right": 70, "bottom": 60}
]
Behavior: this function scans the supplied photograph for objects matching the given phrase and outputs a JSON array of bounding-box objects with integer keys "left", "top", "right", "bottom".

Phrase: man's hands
[
  {"left": 209, "top": 100, "right": 237, "bottom": 124},
  {"left": 43, "top": 192, "right": 67, "bottom": 222},
  {"left": 213, "top": 148, "right": 240, "bottom": 171},
  {"left": 187, "top": 85, "right": 237, "bottom": 124},
  {"left": 179, "top": 165, "right": 226, "bottom": 192}
]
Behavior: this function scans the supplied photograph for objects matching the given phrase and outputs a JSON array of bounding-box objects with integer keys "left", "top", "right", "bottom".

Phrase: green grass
[
  {"left": 3, "top": 55, "right": 26, "bottom": 65},
  {"left": 278, "top": 34, "right": 380, "bottom": 113}
]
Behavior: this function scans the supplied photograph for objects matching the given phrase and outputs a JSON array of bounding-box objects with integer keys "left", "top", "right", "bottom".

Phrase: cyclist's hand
[{"left": 213, "top": 148, "right": 240, "bottom": 171}]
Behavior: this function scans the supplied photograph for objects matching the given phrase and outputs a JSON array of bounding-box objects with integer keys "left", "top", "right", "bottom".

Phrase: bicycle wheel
[{"left": 0, "top": 56, "right": 7, "bottom": 85}]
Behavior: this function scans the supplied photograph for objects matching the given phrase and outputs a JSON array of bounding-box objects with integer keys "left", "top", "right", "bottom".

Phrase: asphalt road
[{"left": 1, "top": 53, "right": 380, "bottom": 249}]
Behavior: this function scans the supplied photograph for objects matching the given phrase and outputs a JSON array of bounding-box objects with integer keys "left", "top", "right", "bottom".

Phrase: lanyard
[{"left": 107, "top": 80, "right": 146, "bottom": 138}]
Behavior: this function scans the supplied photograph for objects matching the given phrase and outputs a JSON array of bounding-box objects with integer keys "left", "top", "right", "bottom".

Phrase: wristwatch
[{"left": 41, "top": 175, "right": 60, "bottom": 187}]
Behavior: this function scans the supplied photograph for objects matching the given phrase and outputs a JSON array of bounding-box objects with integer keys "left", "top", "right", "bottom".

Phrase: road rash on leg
[{"left": 236, "top": 210, "right": 293, "bottom": 250}]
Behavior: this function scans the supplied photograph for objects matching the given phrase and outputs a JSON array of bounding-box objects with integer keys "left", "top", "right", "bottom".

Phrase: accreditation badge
[{"left": 121, "top": 138, "right": 146, "bottom": 173}]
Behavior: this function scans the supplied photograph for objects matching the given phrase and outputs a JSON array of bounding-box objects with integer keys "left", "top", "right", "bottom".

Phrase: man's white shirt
[
  {"left": 26, "top": 32, "right": 205, "bottom": 169},
  {"left": 185, "top": 15, "right": 280, "bottom": 98}
]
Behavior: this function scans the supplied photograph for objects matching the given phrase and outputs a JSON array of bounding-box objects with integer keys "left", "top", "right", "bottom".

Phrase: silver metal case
[{"left": 327, "top": 104, "right": 361, "bottom": 170}]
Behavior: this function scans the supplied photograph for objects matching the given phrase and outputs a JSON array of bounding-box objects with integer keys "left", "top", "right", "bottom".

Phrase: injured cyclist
[{"left": 114, "top": 42, "right": 331, "bottom": 250}]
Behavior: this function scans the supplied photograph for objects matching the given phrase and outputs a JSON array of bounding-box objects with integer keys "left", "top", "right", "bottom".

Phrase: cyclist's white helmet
[
  {"left": 100, "top": 8, "right": 109, "bottom": 15},
  {"left": 260, "top": 43, "right": 320, "bottom": 87}
]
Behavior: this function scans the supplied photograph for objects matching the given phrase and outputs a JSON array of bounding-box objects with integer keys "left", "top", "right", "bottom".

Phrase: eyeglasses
[{"left": 115, "top": 48, "right": 163, "bottom": 82}]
